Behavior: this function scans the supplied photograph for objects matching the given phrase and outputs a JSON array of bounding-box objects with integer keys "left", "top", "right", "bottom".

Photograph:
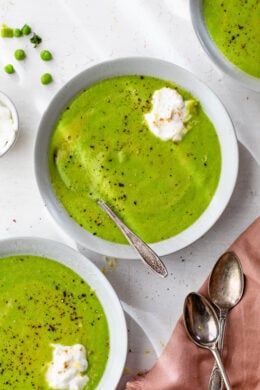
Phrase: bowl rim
[
  {"left": 0, "top": 90, "right": 19, "bottom": 157},
  {"left": 34, "top": 56, "right": 239, "bottom": 259},
  {"left": 189, "top": 0, "right": 260, "bottom": 92},
  {"left": 0, "top": 236, "right": 128, "bottom": 390}
]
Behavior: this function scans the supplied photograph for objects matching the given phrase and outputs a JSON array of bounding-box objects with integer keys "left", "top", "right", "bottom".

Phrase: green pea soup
[
  {"left": 0, "top": 255, "right": 109, "bottom": 389},
  {"left": 203, "top": 0, "right": 260, "bottom": 78},
  {"left": 49, "top": 75, "right": 222, "bottom": 244}
]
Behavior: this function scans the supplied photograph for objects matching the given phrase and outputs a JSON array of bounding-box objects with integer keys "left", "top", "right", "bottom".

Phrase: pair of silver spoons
[
  {"left": 99, "top": 202, "right": 245, "bottom": 388},
  {"left": 183, "top": 252, "right": 244, "bottom": 390}
]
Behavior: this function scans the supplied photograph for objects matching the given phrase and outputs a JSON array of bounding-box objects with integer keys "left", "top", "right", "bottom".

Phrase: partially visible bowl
[
  {"left": 190, "top": 0, "right": 260, "bottom": 92},
  {"left": 0, "top": 91, "right": 19, "bottom": 157},
  {"left": 0, "top": 237, "right": 127, "bottom": 390},
  {"left": 35, "top": 57, "right": 238, "bottom": 259}
]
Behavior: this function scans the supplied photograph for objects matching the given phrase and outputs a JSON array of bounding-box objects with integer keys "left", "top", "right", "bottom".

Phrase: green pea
[
  {"left": 14, "top": 49, "right": 26, "bottom": 61},
  {"left": 22, "top": 24, "right": 31, "bottom": 35},
  {"left": 41, "top": 73, "right": 53, "bottom": 85},
  {"left": 40, "top": 50, "right": 52, "bottom": 61},
  {"left": 4, "top": 64, "right": 15, "bottom": 74},
  {"left": 14, "top": 28, "right": 22, "bottom": 37}
]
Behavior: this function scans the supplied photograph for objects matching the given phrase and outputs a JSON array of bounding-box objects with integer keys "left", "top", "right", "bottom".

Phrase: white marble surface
[{"left": 0, "top": 1, "right": 259, "bottom": 389}]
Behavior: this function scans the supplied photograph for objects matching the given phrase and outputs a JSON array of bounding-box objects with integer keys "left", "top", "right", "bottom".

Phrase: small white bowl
[
  {"left": 190, "top": 0, "right": 260, "bottom": 92},
  {"left": 0, "top": 91, "right": 19, "bottom": 157},
  {"left": 0, "top": 237, "right": 128, "bottom": 390},
  {"left": 35, "top": 57, "right": 238, "bottom": 259}
]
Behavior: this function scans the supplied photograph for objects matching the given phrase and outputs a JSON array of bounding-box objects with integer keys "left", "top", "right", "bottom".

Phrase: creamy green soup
[
  {"left": 49, "top": 75, "right": 221, "bottom": 244},
  {"left": 0, "top": 255, "right": 109, "bottom": 389},
  {"left": 203, "top": 0, "right": 260, "bottom": 78}
]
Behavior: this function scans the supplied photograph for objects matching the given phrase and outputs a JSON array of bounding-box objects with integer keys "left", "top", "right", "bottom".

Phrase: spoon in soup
[
  {"left": 208, "top": 252, "right": 244, "bottom": 390},
  {"left": 183, "top": 292, "right": 232, "bottom": 390},
  {"left": 97, "top": 200, "right": 168, "bottom": 278}
]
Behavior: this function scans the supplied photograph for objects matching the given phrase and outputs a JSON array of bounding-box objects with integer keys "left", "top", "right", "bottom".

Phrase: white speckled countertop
[{"left": 0, "top": 1, "right": 259, "bottom": 388}]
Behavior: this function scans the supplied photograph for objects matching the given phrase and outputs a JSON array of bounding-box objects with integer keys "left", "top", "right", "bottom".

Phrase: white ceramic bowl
[
  {"left": 0, "top": 91, "right": 19, "bottom": 157},
  {"left": 0, "top": 237, "right": 127, "bottom": 390},
  {"left": 35, "top": 57, "right": 238, "bottom": 259},
  {"left": 190, "top": 0, "right": 260, "bottom": 92}
]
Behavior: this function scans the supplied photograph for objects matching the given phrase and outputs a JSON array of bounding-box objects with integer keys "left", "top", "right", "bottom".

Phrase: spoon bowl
[
  {"left": 184, "top": 292, "right": 219, "bottom": 348},
  {"left": 209, "top": 251, "right": 244, "bottom": 310},
  {"left": 183, "top": 292, "right": 232, "bottom": 390}
]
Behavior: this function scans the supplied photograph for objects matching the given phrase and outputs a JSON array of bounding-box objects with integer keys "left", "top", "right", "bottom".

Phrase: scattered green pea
[
  {"left": 14, "top": 49, "right": 26, "bottom": 61},
  {"left": 40, "top": 50, "right": 52, "bottom": 61},
  {"left": 22, "top": 24, "right": 31, "bottom": 35},
  {"left": 4, "top": 64, "right": 15, "bottom": 74},
  {"left": 1, "top": 24, "right": 55, "bottom": 82},
  {"left": 13, "top": 28, "right": 22, "bottom": 37},
  {"left": 41, "top": 73, "right": 53, "bottom": 85}
]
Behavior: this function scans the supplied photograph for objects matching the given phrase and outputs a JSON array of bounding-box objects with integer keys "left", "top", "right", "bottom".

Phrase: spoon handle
[
  {"left": 208, "top": 310, "right": 228, "bottom": 390},
  {"left": 218, "top": 309, "right": 228, "bottom": 352},
  {"left": 208, "top": 366, "right": 224, "bottom": 390},
  {"left": 98, "top": 200, "right": 168, "bottom": 278},
  {"left": 210, "top": 346, "right": 232, "bottom": 390}
]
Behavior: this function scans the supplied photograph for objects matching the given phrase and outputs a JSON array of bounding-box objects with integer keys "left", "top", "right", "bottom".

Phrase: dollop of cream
[
  {"left": 0, "top": 102, "right": 17, "bottom": 156},
  {"left": 46, "top": 344, "right": 89, "bottom": 390},
  {"left": 144, "top": 87, "right": 195, "bottom": 141}
]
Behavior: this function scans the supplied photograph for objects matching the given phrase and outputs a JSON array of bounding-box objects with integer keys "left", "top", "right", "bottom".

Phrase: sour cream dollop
[
  {"left": 46, "top": 344, "right": 89, "bottom": 390},
  {"left": 144, "top": 87, "right": 195, "bottom": 141},
  {"left": 0, "top": 100, "right": 17, "bottom": 156}
]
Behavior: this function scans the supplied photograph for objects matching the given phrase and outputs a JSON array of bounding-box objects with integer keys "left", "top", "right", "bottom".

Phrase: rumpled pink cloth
[{"left": 126, "top": 217, "right": 260, "bottom": 389}]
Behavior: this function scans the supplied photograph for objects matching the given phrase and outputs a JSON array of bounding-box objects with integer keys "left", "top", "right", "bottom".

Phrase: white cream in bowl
[{"left": 0, "top": 91, "right": 18, "bottom": 157}]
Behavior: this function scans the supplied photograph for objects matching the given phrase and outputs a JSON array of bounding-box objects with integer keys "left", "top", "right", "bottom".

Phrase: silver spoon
[
  {"left": 97, "top": 200, "right": 168, "bottom": 278},
  {"left": 183, "top": 292, "right": 232, "bottom": 390},
  {"left": 208, "top": 252, "right": 244, "bottom": 390}
]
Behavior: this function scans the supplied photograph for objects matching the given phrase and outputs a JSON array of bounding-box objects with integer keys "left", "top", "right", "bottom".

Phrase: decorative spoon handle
[
  {"left": 98, "top": 200, "right": 168, "bottom": 278},
  {"left": 209, "top": 366, "right": 224, "bottom": 390},
  {"left": 210, "top": 346, "right": 232, "bottom": 390},
  {"left": 208, "top": 310, "right": 228, "bottom": 390},
  {"left": 218, "top": 310, "right": 228, "bottom": 352}
]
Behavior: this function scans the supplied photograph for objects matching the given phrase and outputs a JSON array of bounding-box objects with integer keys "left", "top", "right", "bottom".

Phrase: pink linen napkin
[{"left": 126, "top": 217, "right": 260, "bottom": 390}]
